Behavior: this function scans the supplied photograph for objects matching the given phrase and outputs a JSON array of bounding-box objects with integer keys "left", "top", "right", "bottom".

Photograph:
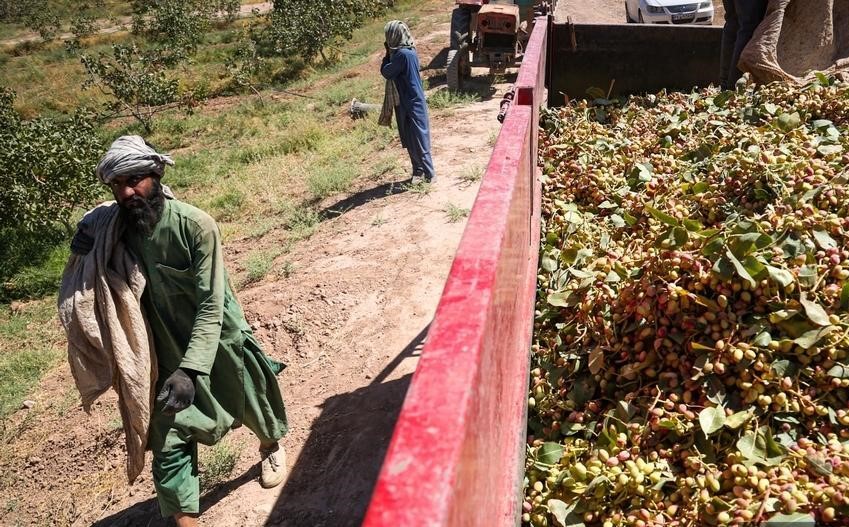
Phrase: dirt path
[
  {"left": 555, "top": 0, "right": 725, "bottom": 24},
  {"left": 0, "top": 3, "right": 508, "bottom": 526}
]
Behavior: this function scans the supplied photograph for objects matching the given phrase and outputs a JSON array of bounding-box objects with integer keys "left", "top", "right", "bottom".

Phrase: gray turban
[
  {"left": 95, "top": 135, "right": 174, "bottom": 184},
  {"left": 384, "top": 20, "right": 414, "bottom": 51}
]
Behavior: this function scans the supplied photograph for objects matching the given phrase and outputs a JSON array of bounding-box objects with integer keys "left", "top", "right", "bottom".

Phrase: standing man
[
  {"left": 719, "top": 0, "right": 768, "bottom": 90},
  {"left": 84, "top": 136, "right": 288, "bottom": 526},
  {"left": 380, "top": 20, "right": 436, "bottom": 184}
]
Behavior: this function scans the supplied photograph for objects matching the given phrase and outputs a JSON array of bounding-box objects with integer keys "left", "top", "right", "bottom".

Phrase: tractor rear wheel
[
  {"left": 450, "top": 7, "right": 471, "bottom": 49},
  {"left": 447, "top": 48, "right": 464, "bottom": 92}
]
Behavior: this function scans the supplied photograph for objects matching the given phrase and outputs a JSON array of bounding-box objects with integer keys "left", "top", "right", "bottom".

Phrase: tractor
[{"left": 446, "top": 0, "right": 556, "bottom": 91}]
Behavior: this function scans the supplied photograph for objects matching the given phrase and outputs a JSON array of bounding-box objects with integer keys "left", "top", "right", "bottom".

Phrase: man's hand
[{"left": 157, "top": 369, "right": 196, "bottom": 416}]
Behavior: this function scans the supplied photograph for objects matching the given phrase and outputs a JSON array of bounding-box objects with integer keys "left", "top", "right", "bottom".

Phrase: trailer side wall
[
  {"left": 361, "top": 19, "right": 547, "bottom": 527},
  {"left": 547, "top": 22, "right": 722, "bottom": 105}
]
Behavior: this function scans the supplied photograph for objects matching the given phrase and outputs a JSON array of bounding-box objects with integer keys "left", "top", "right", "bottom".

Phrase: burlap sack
[{"left": 739, "top": 0, "right": 849, "bottom": 85}]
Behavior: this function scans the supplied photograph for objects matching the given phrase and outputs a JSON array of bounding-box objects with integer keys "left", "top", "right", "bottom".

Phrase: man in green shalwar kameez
[{"left": 86, "top": 136, "right": 288, "bottom": 527}]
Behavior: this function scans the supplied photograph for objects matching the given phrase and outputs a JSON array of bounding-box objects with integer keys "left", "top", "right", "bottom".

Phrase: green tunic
[{"left": 125, "top": 198, "right": 287, "bottom": 516}]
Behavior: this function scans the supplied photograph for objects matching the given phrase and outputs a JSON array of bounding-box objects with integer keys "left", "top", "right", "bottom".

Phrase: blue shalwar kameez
[{"left": 380, "top": 47, "right": 435, "bottom": 180}]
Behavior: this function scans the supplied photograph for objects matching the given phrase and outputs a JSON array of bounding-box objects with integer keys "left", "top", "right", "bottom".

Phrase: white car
[{"left": 625, "top": 0, "right": 715, "bottom": 25}]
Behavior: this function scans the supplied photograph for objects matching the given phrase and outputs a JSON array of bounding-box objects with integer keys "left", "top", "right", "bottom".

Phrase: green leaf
[
  {"left": 605, "top": 271, "right": 621, "bottom": 283},
  {"left": 800, "top": 293, "right": 831, "bottom": 326},
  {"left": 776, "top": 112, "right": 802, "bottom": 132},
  {"left": 793, "top": 326, "right": 838, "bottom": 349},
  {"left": 713, "top": 91, "right": 733, "bottom": 107},
  {"left": 737, "top": 430, "right": 768, "bottom": 462},
  {"left": 547, "top": 292, "right": 572, "bottom": 308},
  {"left": 766, "top": 266, "right": 794, "bottom": 288},
  {"left": 622, "top": 211, "right": 638, "bottom": 226},
  {"left": 827, "top": 362, "right": 849, "bottom": 379},
  {"left": 765, "top": 512, "right": 815, "bottom": 526},
  {"left": 699, "top": 406, "right": 726, "bottom": 436},
  {"left": 568, "top": 375, "right": 597, "bottom": 406},
  {"left": 588, "top": 346, "right": 605, "bottom": 375},
  {"left": 538, "top": 442, "right": 564, "bottom": 465},
  {"left": 753, "top": 331, "right": 772, "bottom": 347},
  {"left": 804, "top": 454, "right": 833, "bottom": 477},
  {"left": 682, "top": 218, "right": 703, "bottom": 232},
  {"left": 771, "top": 359, "right": 798, "bottom": 377},
  {"left": 814, "top": 71, "right": 831, "bottom": 86},
  {"left": 644, "top": 205, "right": 678, "bottom": 226},
  {"left": 671, "top": 227, "right": 689, "bottom": 247},
  {"left": 817, "top": 144, "right": 843, "bottom": 156},
  {"left": 812, "top": 230, "right": 838, "bottom": 250},
  {"left": 724, "top": 409, "right": 753, "bottom": 429},
  {"left": 548, "top": 499, "right": 585, "bottom": 527},
  {"left": 842, "top": 283, "right": 849, "bottom": 309},
  {"left": 691, "top": 181, "right": 709, "bottom": 194},
  {"left": 609, "top": 214, "right": 626, "bottom": 228},
  {"left": 763, "top": 102, "right": 778, "bottom": 115},
  {"left": 798, "top": 265, "right": 818, "bottom": 288},
  {"left": 725, "top": 249, "right": 756, "bottom": 287},
  {"left": 542, "top": 254, "right": 558, "bottom": 272}
]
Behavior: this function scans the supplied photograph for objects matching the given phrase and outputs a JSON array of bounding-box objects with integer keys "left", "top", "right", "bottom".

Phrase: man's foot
[
  {"left": 260, "top": 444, "right": 287, "bottom": 489},
  {"left": 425, "top": 175, "right": 436, "bottom": 184},
  {"left": 410, "top": 174, "right": 424, "bottom": 185}
]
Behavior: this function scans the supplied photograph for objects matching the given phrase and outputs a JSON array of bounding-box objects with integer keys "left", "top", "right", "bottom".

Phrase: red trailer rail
[{"left": 361, "top": 18, "right": 548, "bottom": 527}]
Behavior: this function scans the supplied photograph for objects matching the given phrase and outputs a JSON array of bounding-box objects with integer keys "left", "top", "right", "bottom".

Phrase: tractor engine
[{"left": 476, "top": 3, "right": 520, "bottom": 73}]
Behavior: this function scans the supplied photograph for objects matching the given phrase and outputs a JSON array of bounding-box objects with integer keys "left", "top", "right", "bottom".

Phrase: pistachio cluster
[{"left": 526, "top": 78, "right": 849, "bottom": 526}]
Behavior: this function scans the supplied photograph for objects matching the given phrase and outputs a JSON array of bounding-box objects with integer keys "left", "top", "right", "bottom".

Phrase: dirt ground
[
  {"left": 556, "top": 0, "right": 725, "bottom": 24},
  {"left": 0, "top": 3, "right": 512, "bottom": 526}
]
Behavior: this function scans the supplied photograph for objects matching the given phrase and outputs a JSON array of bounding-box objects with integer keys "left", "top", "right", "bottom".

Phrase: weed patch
[
  {"left": 0, "top": 301, "right": 63, "bottom": 419},
  {"left": 442, "top": 202, "right": 470, "bottom": 223},
  {"left": 427, "top": 88, "right": 481, "bottom": 110},
  {"left": 199, "top": 439, "right": 241, "bottom": 491}
]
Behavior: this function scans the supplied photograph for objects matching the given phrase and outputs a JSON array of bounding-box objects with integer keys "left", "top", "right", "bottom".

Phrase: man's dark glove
[{"left": 157, "top": 369, "right": 196, "bottom": 416}]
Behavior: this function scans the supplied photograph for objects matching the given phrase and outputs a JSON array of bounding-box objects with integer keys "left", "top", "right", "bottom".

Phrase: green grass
[
  {"left": 199, "top": 439, "right": 242, "bottom": 491},
  {"left": 0, "top": 301, "right": 64, "bottom": 420},
  {"left": 442, "top": 203, "right": 470, "bottom": 223},
  {"left": 241, "top": 248, "right": 282, "bottom": 287},
  {"left": 459, "top": 165, "right": 484, "bottom": 186},
  {"left": 1, "top": 244, "right": 70, "bottom": 303},
  {"left": 427, "top": 88, "right": 482, "bottom": 110}
]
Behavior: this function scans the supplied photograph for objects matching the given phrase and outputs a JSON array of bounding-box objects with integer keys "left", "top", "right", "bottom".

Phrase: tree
[
  {"left": 266, "top": 0, "right": 389, "bottom": 63},
  {"left": 0, "top": 88, "right": 103, "bottom": 291},
  {"left": 80, "top": 43, "right": 200, "bottom": 133}
]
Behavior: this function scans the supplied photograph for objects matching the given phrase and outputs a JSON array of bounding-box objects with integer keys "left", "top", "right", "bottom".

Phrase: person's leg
[
  {"left": 729, "top": 0, "right": 768, "bottom": 87},
  {"left": 239, "top": 334, "right": 289, "bottom": 488},
  {"left": 174, "top": 513, "right": 199, "bottom": 527},
  {"left": 151, "top": 429, "right": 201, "bottom": 521},
  {"left": 719, "top": 0, "right": 739, "bottom": 90}
]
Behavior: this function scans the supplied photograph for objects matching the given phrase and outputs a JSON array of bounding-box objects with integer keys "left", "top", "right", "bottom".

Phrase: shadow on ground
[
  {"left": 91, "top": 326, "right": 428, "bottom": 527},
  {"left": 263, "top": 325, "right": 428, "bottom": 526},
  {"left": 319, "top": 180, "right": 410, "bottom": 220}
]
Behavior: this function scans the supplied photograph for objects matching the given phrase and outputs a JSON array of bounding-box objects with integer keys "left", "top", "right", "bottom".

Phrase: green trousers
[{"left": 149, "top": 335, "right": 288, "bottom": 517}]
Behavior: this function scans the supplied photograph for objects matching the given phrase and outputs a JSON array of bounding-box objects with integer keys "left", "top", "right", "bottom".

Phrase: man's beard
[{"left": 120, "top": 180, "right": 166, "bottom": 237}]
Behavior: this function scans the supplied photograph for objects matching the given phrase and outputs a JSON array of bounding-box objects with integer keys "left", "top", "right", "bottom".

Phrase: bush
[
  {"left": 0, "top": 88, "right": 103, "bottom": 297},
  {"left": 266, "top": 0, "right": 390, "bottom": 63}
]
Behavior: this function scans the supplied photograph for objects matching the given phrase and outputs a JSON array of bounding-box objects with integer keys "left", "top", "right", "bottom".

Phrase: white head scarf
[
  {"left": 95, "top": 135, "right": 174, "bottom": 184},
  {"left": 384, "top": 20, "right": 414, "bottom": 51}
]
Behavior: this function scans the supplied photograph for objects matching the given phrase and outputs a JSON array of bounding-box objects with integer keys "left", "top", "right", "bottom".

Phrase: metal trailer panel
[
  {"left": 361, "top": 18, "right": 548, "bottom": 527},
  {"left": 547, "top": 21, "right": 722, "bottom": 105}
]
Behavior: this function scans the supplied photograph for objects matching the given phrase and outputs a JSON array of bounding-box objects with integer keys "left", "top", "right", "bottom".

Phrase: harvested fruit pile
[{"left": 525, "top": 78, "right": 849, "bottom": 527}]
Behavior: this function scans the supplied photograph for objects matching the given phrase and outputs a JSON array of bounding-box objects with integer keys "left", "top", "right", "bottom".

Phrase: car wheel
[{"left": 625, "top": 2, "right": 635, "bottom": 22}]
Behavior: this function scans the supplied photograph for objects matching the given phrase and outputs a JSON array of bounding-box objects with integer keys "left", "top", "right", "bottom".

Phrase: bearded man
[{"left": 67, "top": 136, "right": 288, "bottom": 527}]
